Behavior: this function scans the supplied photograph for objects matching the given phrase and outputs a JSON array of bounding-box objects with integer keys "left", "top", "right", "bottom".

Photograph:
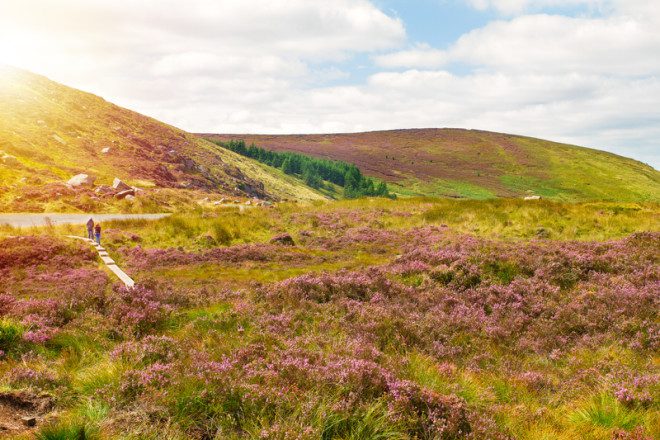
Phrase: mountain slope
[
  {"left": 0, "top": 66, "right": 324, "bottom": 211},
  {"left": 202, "top": 129, "right": 660, "bottom": 202}
]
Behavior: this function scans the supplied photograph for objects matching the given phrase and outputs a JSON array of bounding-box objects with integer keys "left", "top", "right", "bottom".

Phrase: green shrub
[
  {"left": 211, "top": 222, "right": 232, "bottom": 246},
  {"left": 35, "top": 420, "right": 99, "bottom": 440},
  {"left": 0, "top": 318, "right": 24, "bottom": 354}
]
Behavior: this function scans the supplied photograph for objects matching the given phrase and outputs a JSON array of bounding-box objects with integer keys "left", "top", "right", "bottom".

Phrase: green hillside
[
  {"left": 0, "top": 66, "right": 325, "bottom": 212},
  {"left": 202, "top": 129, "right": 660, "bottom": 202}
]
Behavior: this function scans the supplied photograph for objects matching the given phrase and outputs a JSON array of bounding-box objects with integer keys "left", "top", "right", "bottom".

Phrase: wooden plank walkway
[{"left": 66, "top": 235, "right": 135, "bottom": 288}]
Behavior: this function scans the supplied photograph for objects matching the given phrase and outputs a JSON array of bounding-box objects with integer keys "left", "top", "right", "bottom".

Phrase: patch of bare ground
[{"left": 0, "top": 391, "right": 54, "bottom": 437}]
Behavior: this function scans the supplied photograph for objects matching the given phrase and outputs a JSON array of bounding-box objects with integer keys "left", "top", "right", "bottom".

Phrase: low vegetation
[
  {"left": 202, "top": 129, "right": 660, "bottom": 202},
  {"left": 0, "top": 198, "right": 658, "bottom": 439}
]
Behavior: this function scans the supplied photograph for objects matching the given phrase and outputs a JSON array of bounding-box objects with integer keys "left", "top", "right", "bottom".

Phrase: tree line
[{"left": 213, "top": 140, "right": 393, "bottom": 199}]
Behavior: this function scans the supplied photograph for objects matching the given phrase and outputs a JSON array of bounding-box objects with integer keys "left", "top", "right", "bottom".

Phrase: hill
[
  {"left": 202, "top": 129, "right": 660, "bottom": 201},
  {"left": 0, "top": 66, "right": 324, "bottom": 212}
]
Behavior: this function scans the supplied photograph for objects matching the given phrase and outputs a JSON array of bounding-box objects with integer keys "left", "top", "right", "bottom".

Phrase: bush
[{"left": 0, "top": 318, "right": 24, "bottom": 354}]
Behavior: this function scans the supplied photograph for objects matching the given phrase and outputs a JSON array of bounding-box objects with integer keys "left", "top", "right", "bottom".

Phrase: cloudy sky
[{"left": 0, "top": 0, "right": 658, "bottom": 168}]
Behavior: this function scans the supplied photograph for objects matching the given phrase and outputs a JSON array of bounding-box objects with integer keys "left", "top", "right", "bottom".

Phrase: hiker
[
  {"left": 94, "top": 223, "right": 102, "bottom": 245},
  {"left": 86, "top": 218, "right": 94, "bottom": 240}
]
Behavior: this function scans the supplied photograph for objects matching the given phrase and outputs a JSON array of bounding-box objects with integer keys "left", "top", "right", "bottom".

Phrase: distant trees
[{"left": 214, "top": 140, "right": 393, "bottom": 199}]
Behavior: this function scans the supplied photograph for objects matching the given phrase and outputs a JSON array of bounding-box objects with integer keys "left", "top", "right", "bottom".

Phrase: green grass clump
[{"left": 0, "top": 318, "right": 24, "bottom": 355}]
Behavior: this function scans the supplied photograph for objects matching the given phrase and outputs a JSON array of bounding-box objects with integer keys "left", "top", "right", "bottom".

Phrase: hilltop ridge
[
  {"left": 202, "top": 129, "right": 660, "bottom": 201},
  {"left": 0, "top": 66, "right": 324, "bottom": 211}
]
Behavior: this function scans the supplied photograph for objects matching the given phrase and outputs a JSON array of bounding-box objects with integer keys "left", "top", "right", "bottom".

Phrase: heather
[{"left": 0, "top": 199, "right": 657, "bottom": 439}]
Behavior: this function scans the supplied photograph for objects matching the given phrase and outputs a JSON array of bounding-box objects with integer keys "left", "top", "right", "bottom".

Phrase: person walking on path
[
  {"left": 94, "top": 223, "right": 102, "bottom": 245},
  {"left": 86, "top": 218, "right": 94, "bottom": 240}
]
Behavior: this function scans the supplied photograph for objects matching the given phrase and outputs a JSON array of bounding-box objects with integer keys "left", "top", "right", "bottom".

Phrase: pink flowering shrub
[
  {"left": 613, "top": 374, "right": 657, "bottom": 408},
  {"left": 120, "top": 362, "right": 174, "bottom": 399},
  {"left": 108, "top": 285, "right": 174, "bottom": 337},
  {"left": 272, "top": 269, "right": 404, "bottom": 303},
  {"left": 122, "top": 243, "right": 308, "bottom": 270},
  {"left": 112, "top": 335, "right": 180, "bottom": 365},
  {"left": 7, "top": 366, "right": 60, "bottom": 389}
]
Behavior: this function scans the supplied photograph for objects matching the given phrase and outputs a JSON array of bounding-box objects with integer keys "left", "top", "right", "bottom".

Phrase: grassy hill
[
  {"left": 0, "top": 66, "right": 324, "bottom": 212},
  {"left": 202, "top": 129, "right": 660, "bottom": 202}
]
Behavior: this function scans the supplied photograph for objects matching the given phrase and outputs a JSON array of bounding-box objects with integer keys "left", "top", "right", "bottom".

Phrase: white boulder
[
  {"left": 112, "top": 177, "right": 131, "bottom": 191},
  {"left": 67, "top": 173, "right": 96, "bottom": 187}
]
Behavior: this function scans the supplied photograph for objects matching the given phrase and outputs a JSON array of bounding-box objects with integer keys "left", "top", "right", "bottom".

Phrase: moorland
[{"left": 0, "top": 67, "right": 658, "bottom": 440}]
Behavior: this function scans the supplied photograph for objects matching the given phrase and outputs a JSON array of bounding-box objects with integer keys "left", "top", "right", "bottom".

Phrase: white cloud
[
  {"left": 465, "top": 0, "right": 607, "bottom": 14},
  {"left": 373, "top": 43, "right": 447, "bottom": 69},
  {"left": 0, "top": 0, "right": 658, "bottom": 168}
]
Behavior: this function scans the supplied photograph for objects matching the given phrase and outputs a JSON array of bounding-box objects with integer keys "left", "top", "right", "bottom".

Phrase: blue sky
[{"left": 0, "top": 0, "right": 658, "bottom": 168}]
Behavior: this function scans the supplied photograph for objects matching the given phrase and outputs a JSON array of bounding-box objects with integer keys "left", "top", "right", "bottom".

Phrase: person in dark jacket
[
  {"left": 94, "top": 223, "right": 102, "bottom": 245},
  {"left": 86, "top": 218, "right": 94, "bottom": 240}
]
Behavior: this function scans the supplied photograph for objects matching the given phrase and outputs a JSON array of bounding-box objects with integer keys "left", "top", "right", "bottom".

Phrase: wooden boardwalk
[{"left": 66, "top": 236, "right": 135, "bottom": 287}]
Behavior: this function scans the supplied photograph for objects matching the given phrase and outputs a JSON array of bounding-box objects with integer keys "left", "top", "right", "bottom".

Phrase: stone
[
  {"left": 124, "top": 194, "right": 135, "bottom": 201},
  {"left": 21, "top": 416, "right": 37, "bottom": 427},
  {"left": 67, "top": 173, "right": 95, "bottom": 187},
  {"left": 270, "top": 233, "right": 295, "bottom": 246},
  {"left": 114, "top": 189, "right": 136, "bottom": 199},
  {"left": 112, "top": 177, "right": 131, "bottom": 191},
  {"left": 1, "top": 154, "right": 19, "bottom": 166},
  {"left": 101, "top": 147, "right": 111, "bottom": 154},
  {"left": 524, "top": 195, "right": 541, "bottom": 200},
  {"left": 95, "top": 185, "right": 113, "bottom": 195},
  {"left": 52, "top": 134, "right": 66, "bottom": 145}
]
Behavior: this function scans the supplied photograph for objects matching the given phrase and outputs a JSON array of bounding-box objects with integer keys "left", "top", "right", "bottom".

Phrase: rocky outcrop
[
  {"left": 114, "top": 188, "right": 136, "bottom": 199},
  {"left": 112, "top": 177, "right": 131, "bottom": 191},
  {"left": 67, "top": 173, "right": 95, "bottom": 187}
]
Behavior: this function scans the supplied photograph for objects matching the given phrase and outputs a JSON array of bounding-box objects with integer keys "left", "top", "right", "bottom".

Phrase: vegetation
[
  {"left": 202, "top": 129, "right": 660, "bottom": 202},
  {"left": 0, "top": 198, "right": 658, "bottom": 439},
  {"left": 0, "top": 66, "right": 325, "bottom": 213},
  {"left": 214, "top": 140, "right": 392, "bottom": 199}
]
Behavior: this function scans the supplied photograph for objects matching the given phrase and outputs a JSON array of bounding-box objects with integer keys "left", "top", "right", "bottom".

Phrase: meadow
[{"left": 0, "top": 198, "right": 658, "bottom": 439}]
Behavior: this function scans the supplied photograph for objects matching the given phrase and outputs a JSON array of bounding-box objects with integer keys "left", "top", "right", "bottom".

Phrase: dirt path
[{"left": 66, "top": 235, "right": 135, "bottom": 288}]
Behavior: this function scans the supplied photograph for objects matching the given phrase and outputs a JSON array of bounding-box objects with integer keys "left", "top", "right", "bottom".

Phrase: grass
[
  {"left": 0, "top": 67, "right": 325, "bottom": 213},
  {"left": 201, "top": 129, "right": 660, "bottom": 202},
  {"left": 0, "top": 197, "right": 658, "bottom": 439}
]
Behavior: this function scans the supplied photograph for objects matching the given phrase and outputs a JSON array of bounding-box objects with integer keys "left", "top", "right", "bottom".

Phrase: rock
[
  {"left": 67, "top": 173, "right": 95, "bottom": 187},
  {"left": 124, "top": 194, "right": 135, "bottom": 201},
  {"left": 524, "top": 195, "right": 541, "bottom": 200},
  {"left": 112, "top": 177, "right": 131, "bottom": 191},
  {"left": 270, "top": 233, "right": 295, "bottom": 246},
  {"left": 95, "top": 185, "right": 113, "bottom": 195},
  {"left": 114, "top": 189, "right": 136, "bottom": 199},
  {"left": 101, "top": 147, "right": 111, "bottom": 154},
  {"left": 1, "top": 154, "right": 19, "bottom": 166},
  {"left": 21, "top": 416, "right": 37, "bottom": 427},
  {"left": 52, "top": 134, "right": 66, "bottom": 145}
]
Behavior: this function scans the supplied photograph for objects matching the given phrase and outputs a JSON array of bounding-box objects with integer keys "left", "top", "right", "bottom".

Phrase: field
[
  {"left": 1, "top": 198, "right": 658, "bottom": 439},
  {"left": 201, "top": 130, "right": 660, "bottom": 202}
]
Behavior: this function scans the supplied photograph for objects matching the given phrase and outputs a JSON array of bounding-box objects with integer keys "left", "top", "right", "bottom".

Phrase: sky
[{"left": 0, "top": 0, "right": 658, "bottom": 168}]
